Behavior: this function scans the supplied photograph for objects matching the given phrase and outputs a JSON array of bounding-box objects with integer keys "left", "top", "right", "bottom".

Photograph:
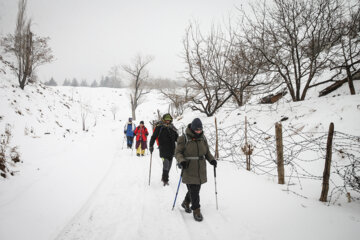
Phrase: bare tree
[
  {"left": 205, "top": 25, "right": 269, "bottom": 107},
  {"left": 241, "top": 0, "right": 343, "bottom": 101},
  {"left": 80, "top": 102, "right": 91, "bottom": 131},
  {"left": 329, "top": 2, "right": 360, "bottom": 95},
  {"left": 1, "top": 0, "right": 54, "bottom": 89},
  {"left": 160, "top": 85, "right": 191, "bottom": 117},
  {"left": 111, "top": 104, "right": 119, "bottom": 120},
  {"left": 183, "top": 24, "right": 233, "bottom": 116},
  {"left": 122, "top": 54, "right": 153, "bottom": 120}
]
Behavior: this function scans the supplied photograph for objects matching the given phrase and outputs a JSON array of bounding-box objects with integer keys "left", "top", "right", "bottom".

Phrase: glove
[
  {"left": 180, "top": 161, "right": 189, "bottom": 169},
  {"left": 149, "top": 146, "right": 154, "bottom": 153},
  {"left": 210, "top": 160, "right": 217, "bottom": 168}
]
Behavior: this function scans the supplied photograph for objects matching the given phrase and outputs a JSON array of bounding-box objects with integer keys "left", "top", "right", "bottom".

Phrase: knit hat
[
  {"left": 162, "top": 113, "right": 173, "bottom": 121},
  {"left": 128, "top": 117, "right": 132, "bottom": 122},
  {"left": 191, "top": 118, "right": 203, "bottom": 131},
  {"left": 140, "top": 121, "right": 144, "bottom": 124}
]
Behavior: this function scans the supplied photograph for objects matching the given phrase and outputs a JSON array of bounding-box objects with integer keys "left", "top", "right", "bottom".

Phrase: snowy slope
[{"left": 0, "top": 79, "right": 360, "bottom": 240}]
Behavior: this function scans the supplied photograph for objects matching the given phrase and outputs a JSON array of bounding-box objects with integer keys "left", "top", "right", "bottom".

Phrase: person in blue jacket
[{"left": 124, "top": 117, "right": 136, "bottom": 149}]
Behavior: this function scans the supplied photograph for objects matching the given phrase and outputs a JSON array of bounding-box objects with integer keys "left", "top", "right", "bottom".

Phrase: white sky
[{"left": 0, "top": 0, "right": 247, "bottom": 84}]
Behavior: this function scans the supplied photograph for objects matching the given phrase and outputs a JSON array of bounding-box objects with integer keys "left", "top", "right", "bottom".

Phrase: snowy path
[
  {"left": 53, "top": 137, "right": 360, "bottom": 240},
  {"left": 54, "top": 147, "right": 260, "bottom": 240}
]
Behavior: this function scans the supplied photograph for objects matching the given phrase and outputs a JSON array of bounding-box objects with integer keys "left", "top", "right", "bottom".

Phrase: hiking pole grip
[
  {"left": 148, "top": 153, "right": 153, "bottom": 186},
  {"left": 172, "top": 170, "right": 183, "bottom": 211}
]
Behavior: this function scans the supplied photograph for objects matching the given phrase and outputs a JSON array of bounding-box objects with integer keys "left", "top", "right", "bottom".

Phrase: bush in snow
[{"left": 0, "top": 124, "right": 20, "bottom": 178}]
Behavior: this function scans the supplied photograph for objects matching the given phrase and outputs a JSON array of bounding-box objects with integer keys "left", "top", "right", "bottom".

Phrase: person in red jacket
[{"left": 134, "top": 121, "right": 149, "bottom": 156}]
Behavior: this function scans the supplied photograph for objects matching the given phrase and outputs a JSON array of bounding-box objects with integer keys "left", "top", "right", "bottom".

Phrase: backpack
[
  {"left": 153, "top": 121, "right": 162, "bottom": 146},
  {"left": 183, "top": 132, "right": 208, "bottom": 147}
]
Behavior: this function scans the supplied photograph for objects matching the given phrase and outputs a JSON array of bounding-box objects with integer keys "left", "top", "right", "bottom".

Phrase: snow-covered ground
[{"left": 0, "top": 79, "right": 359, "bottom": 240}]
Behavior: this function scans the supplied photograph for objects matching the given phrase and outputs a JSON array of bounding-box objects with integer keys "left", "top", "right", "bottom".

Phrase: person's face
[
  {"left": 194, "top": 129, "right": 202, "bottom": 134},
  {"left": 164, "top": 120, "right": 171, "bottom": 124},
  {"left": 140, "top": 123, "right": 144, "bottom": 127}
]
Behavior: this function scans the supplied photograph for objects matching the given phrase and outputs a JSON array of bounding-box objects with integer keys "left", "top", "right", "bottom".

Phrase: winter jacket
[
  {"left": 150, "top": 122, "right": 178, "bottom": 158},
  {"left": 134, "top": 126, "right": 149, "bottom": 141},
  {"left": 124, "top": 122, "right": 136, "bottom": 137},
  {"left": 175, "top": 125, "right": 215, "bottom": 184}
]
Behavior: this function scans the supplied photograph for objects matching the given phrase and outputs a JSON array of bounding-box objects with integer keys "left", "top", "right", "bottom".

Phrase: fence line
[{"left": 204, "top": 119, "right": 360, "bottom": 203}]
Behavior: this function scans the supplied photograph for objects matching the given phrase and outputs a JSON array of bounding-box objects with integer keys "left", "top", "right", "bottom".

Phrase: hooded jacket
[{"left": 175, "top": 124, "right": 215, "bottom": 184}]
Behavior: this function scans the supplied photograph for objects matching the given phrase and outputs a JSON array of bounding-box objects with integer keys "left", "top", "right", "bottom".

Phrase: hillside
[{"left": 0, "top": 79, "right": 359, "bottom": 240}]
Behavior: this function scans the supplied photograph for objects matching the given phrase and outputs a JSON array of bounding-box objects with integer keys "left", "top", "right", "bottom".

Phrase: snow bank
[{"left": 0, "top": 78, "right": 359, "bottom": 240}]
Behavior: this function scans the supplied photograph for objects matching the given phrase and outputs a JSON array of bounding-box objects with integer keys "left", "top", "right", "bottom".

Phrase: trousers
[{"left": 185, "top": 184, "right": 201, "bottom": 210}]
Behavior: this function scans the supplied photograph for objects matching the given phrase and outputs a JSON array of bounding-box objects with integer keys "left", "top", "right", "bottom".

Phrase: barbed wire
[{"left": 204, "top": 121, "right": 360, "bottom": 203}]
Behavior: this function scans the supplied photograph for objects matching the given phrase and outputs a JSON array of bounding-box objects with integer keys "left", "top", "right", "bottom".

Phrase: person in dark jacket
[
  {"left": 134, "top": 121, "right": 149, "bottom": 156},
  {"left": 149, "top": 113, "right": 178, "bottom": 186},
  {"left": 175, "top": 118, "right": 217, "bottom": 222},
  {"left": 124, "top": 117, "right": 136, "bottom": 149}
]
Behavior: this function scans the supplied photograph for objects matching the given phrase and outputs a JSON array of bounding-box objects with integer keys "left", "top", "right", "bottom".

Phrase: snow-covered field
[{"left": 0, "top": 79, "right": 360, "bottom": 240}]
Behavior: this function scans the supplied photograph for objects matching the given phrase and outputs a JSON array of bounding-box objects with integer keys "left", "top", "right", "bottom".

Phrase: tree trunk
[
  {"left": 130, "top": 94, "right": 136, "bottom": 120},
  {"left": 132, "top": 105, "right": 136, "bottom": 121},
  {"left": 346, "top": 66, "right": 356, "bottom": 95},
  {"left": 215, "top": 117, "right": 219, "bottom": 160},
  {"left": 19, "top": 80, "right": 25, "bottom": 90}
]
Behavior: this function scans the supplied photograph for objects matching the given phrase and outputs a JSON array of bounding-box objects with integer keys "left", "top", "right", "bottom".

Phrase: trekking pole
[
  {"left": 122, "top": 135, "right": 126, "bottom": 149},
  {"left": 148, "top": 153, "right": 153, "bottom": 186},
  {"left": 214, "top": 166, "right": 218, "bottom": 210},
  {"left": 131, "top": 140, "right": 134, "bottom": 155},
  {"left": 172, "top": 169, "right": 183, "bottom": 211}
]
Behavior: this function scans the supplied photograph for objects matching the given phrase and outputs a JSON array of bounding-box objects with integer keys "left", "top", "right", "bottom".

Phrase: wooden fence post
[
  {"left": 215, "top": 117, "right": 219, "bottom": 160},
  {"left": 242, "top": 116, "right": 254, "bottom": 171},
  {"left": 275, "top": 122, "right": 285, "bottom": 184},
  {"left": 320, "top": 122, "right": 334, "bottom": 202}
]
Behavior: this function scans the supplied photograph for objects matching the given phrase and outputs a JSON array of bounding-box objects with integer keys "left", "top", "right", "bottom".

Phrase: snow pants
[
  {"left": 126, "top": 136, "right": 134, "bottom": 148},
  {"left": 161, "top": 157, "right": 173, "bottom": 182},
  {"left": 136, "top": 140, "right": 147, "bottom": 155}
]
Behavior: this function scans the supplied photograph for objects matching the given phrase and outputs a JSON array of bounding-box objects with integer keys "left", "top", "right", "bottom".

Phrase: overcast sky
[{"left": 0, "top": 0, "right": 248, "bottom": 84}]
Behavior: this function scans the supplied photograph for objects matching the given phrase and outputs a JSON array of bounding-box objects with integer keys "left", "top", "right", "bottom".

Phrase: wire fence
[{"left": 204, "top": 120, "right": 360, "bottom": 203}]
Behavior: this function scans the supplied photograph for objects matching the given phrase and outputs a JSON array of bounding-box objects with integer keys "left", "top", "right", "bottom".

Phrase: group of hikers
[{"left": 123, "top": 113, "right": 217, "bottom": 222}]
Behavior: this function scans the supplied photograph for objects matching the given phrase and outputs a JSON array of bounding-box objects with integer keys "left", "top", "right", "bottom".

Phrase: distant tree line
[
  {"left": 45, "top": 73, "right": 183, "bottom": 89},
  {"left": 45, "top": 74, "right": 123, "bottom": 88},
  {"left": 61, "top": 75, "right": 121, "bottom": 88}
]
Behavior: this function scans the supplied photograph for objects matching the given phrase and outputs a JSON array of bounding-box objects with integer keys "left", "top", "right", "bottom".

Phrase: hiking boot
[
  {"left": 136, "top": 153, "right": 140, "bottom": 157},
  {"left": 181, "top": 200, "right": 191, "bottom": 213},
  {"left": 193, "top": 208, "right": 203, "bottom": 222},
  {"left": 141, "top": 154, "right": 144, "bottom": 156},
  {"left": 161, "top": 178, "right": 169, "bottom": 186},
  {"left": 161, "top": 170, "right": 169, "bottom": 186}
]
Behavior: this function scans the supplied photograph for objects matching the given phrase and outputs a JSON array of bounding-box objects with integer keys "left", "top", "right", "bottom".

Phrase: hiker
[
  {"left": 149, "top": 113, "right": 178, "bottom": 186},
  {"left": 175, "top": 118, "right": 217, "bottom": 222},
  {"left": 124, "top": 117, "right": 136, "bottom": 149},
  {"left": 134, "top": 121, "right": 149, "bottom": 156}
]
